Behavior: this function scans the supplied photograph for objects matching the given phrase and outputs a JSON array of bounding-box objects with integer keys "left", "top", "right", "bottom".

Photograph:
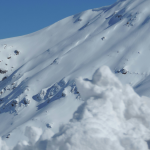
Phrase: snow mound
[
  {"left": 47, "top": 66, "right": 150, "bottom": 150},
  {"left": 2, "top": 66, "right": 150, "bottom": 150}
]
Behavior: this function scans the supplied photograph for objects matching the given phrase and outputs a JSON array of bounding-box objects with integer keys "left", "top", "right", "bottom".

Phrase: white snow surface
[{"left": 1, "top": 0, "right": 150, "bottom": 149}]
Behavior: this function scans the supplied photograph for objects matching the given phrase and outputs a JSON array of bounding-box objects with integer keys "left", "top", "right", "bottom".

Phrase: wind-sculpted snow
[{"left": 1, "top": 66, "right": 150, "bottom": 150}]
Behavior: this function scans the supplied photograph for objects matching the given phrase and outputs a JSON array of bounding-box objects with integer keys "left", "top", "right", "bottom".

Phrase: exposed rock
[
  {"left": 121, "top": 68, "right": 128, "bottom": 74},
  {"left": 7, "top": 56, "right": 11, "bottom": 59},
  {"left": 11, "top": 99, "right": 18, "bottom": 107},
  {"left": 2, "top": 76, "right": 7, "bottom": 81},
  {"left": 0, "top": 69, "right": 7, "bottom": 74},
  {"left": 0, "top": 89, "right": 4, "bottom": 95},
  {"left": 116, "top": 14, "right": 122, "bottom": 18},
  {"left": 62, "top": 92, "right": 66, "bottom": 97},
  {"left": 102, "top": 37, "right": 105, "bottom": 40},
  {"left": 46, "top": 123, "right": 52, "bottom": 128},
  {"left": 6, "top": 134, "right": 10, "bottom": 138},
  {"left": 23, "top": 98, "right": 30, "bottom": 104},
  {"left": 78, "top": 18, "right": 82, "bottom": 21},
  {"left": 14, "top": 50, "right": 19, "bottom": 55}
]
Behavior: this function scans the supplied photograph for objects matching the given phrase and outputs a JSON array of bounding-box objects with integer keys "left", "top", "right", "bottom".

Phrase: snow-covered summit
[{"left": 1, "top": 0, "right": 150, "bottom": 149}]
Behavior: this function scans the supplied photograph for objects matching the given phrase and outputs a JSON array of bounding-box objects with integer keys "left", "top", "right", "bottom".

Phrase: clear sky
[{"left": 0, "top": 0, "right": 116, "bottom": 39}]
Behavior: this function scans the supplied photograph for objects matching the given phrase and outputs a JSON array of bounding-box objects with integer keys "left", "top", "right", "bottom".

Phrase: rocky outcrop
[{"left": 0, "top": 69, "right": 7, "bottom": 74}]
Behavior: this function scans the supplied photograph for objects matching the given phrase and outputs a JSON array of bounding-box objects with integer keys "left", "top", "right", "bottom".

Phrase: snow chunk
[
  {"left": 0, "top": 137, "right": 9, "bottom": 150},
  {"left": 92, "top": 66, "right": 122, "bottom": 88},
  {"left": 76, "top": 66, "right": 122, "bottom": 100},
  {"left": 25, "top": 126, "right": 42, "bottom": 145}
]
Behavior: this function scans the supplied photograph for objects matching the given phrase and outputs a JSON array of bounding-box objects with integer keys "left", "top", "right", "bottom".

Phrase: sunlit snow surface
[{"left": 1, "top": 0, "right": 150, "bottom": 149}]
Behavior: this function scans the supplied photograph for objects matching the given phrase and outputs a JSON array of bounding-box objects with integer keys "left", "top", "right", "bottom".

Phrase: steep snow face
[{"left": 1, "top": 0, "right": 150, "bottom": 148}]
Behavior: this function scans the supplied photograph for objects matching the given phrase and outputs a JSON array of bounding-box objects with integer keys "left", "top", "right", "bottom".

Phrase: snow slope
[{"left": 1, "top": 0, "right": 150, "bottom": 149}]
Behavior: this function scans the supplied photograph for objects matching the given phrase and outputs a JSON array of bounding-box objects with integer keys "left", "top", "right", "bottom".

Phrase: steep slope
[{"left": 1, "top": 0, "right": 150, "bottom": 149}]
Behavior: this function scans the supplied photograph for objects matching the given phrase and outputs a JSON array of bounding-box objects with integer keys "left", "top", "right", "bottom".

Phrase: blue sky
[{"left": 0, "top": 0, "right": 116, "bottom": 39}]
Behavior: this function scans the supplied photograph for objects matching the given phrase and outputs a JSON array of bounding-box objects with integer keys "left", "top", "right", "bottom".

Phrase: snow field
[{"left": 1, "top": 0, "right": 150, "bottom": 149}]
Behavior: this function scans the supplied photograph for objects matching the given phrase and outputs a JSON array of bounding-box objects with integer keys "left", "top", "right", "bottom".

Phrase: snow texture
[
  {"left": 1, "top": 0, "right": 150, "bottom": 149},
  {"left": 1, "top": 66, "right": 150, "bottom": 150}
]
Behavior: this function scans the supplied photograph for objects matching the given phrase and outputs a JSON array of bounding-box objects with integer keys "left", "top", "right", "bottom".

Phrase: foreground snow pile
[{"left": 1, "top": 66, "right": 150, "bottom": 150}]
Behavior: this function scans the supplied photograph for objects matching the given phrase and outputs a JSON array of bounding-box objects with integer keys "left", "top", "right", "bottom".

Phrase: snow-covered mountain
[{"left": 1, "top": 0, "right": 150, "bottom": 149}]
